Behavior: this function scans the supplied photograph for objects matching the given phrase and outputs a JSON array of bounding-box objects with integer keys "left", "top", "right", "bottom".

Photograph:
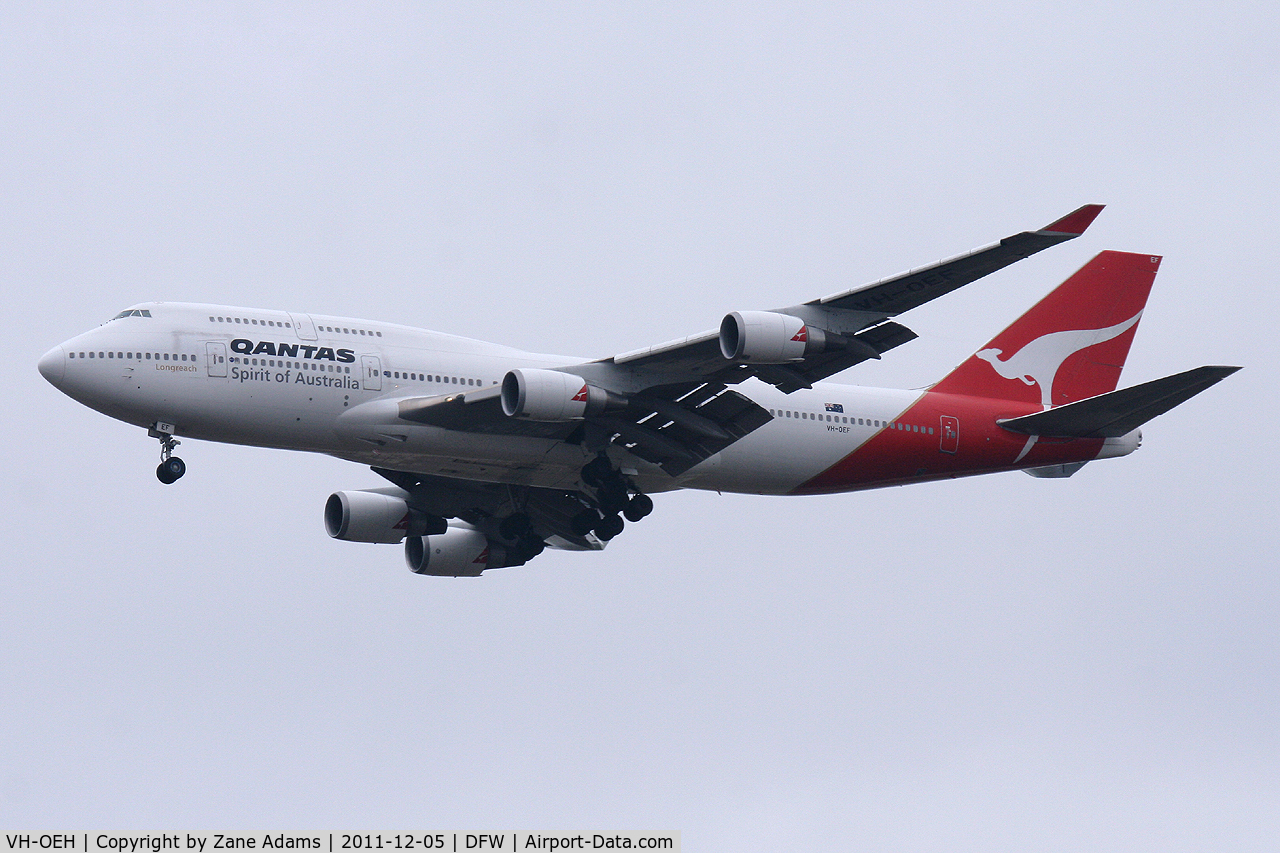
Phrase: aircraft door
[
  {"left": 939, "top": 415, "right": 959, "bottom": 454},
  {"left": 361, "top": 355, "right": 382, "bottom": 391},
  {"left": 289, "top": 312, "right": 318, "bottom": 341},
  {"left": 206, "top": 341, "right": 228, "bottom": 377}
]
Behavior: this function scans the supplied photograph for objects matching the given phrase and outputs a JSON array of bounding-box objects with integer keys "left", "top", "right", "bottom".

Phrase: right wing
[
  {"left": 606, "top": 204, "right": 1105, "bottom": 392},
  {"left": 351, "top": 206, "right": 1105, "bottom": 477},
  {"left": 805, "top": 204, "right": 1106, "bottom": 318}
]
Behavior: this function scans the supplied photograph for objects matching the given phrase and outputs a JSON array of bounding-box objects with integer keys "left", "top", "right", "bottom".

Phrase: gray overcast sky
[{"left": 3, "top": 2, "right": 1277, "bottom": 848}]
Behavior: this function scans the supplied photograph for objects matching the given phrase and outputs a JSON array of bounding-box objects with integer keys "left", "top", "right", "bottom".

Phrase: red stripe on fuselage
[{"left": 791, "top": 389, "right": 1104, "bottom": 495}]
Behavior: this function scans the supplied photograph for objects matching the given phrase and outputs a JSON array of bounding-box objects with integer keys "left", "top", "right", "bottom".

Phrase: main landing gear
[
  {"left": 150, "top": 422, "right": 186, "bottom": 484},
  {"left": 570, "top": 454, "right": 654, "bottom": 541},
  {"left": 497, "top": 512, "right": 547, "bottom": 563}
]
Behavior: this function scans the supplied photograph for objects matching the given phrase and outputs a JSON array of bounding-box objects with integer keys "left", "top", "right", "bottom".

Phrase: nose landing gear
[
  {"left": 157, "top": 455, "right": 186, "bottom": 484},
  {"left": 149, "top": 422, "right": 186, "bottom": 484}
]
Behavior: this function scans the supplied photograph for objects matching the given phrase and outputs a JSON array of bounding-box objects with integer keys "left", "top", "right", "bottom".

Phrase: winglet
[{"left": 1041, "top": 204, "right": 1105, "bottom": 236}]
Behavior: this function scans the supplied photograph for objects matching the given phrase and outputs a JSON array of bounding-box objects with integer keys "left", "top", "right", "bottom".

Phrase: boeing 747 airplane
[{"left": 39, "top": 206, "right": 1238, "bottom": 575}]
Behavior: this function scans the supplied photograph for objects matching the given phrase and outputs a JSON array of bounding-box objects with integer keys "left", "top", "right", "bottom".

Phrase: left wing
[
  {"left": 371, "top": 467, "right": 606, "bottom": 553},
  {"left": 380, "top": 379, "right": 770, "bottom": 476}
]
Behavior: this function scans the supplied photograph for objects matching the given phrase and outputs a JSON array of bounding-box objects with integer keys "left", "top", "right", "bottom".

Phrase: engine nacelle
[
  {"left": 325, "top": 489, "right": 446, "bottom": 544},
  {"left": 717, "top": 311, "right": 822, "bottom": 363},
  {"left": 719, "top": 311, "right": 853, "bottom": 363},
  {"left": 501, "top": 368, "right": 625, "bottom": 422},
  {"left": 405, "top": 528, "right": 517, "bottom": 577},
  {"left": 325, "top": 489, "right": 412, "bottom": 543}
]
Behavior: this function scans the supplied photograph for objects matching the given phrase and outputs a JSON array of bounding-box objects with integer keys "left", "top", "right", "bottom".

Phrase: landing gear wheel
[
  {"left": 581, "top": 454, "right": 613, "bottom": 488},
  {"left": 571, "top": 510, "right": 599, "bottom": 537},
  {"left": 499, "top": 512, "right": 533, "bottom": 541},
  {"left": 156, "top": 456, "right": 185, "bottom": 484},
  {"left": 598, "top": 482, "right": 629, "bottom": 515},
  {"left": 593, "top": 513, "right": 625, "bottom": 541},
  {"left": 623, "top": 493, "right": 654, "bottom": 522}
]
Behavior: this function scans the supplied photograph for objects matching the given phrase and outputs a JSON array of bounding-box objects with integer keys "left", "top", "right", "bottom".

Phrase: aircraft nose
[{"left": 38, "top": 344, "right": 66, "bottom": 385}]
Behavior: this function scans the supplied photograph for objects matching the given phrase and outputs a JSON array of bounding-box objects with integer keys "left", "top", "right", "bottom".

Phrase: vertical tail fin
[{"left": 930, "top": 251, "right": 1161, "bottom": 408}]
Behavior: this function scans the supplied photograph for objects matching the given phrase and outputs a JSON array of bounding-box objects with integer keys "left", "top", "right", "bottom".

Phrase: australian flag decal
[{"left": 824, "top": 402, "right": 844, "bottom": 413}]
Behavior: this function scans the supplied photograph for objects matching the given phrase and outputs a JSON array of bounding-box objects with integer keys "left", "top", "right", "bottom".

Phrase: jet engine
[
  {"left": 324, "top": 488, "right": 445, "bottom": 544},
  {"left": 500, "top": 368, "right": 625, "bottom": 421},
  {"left": 719, "top": 311, "right": 846, "bottom": 363},
  {"left": 404, "top": 527, "right": 518, "bottom": 576}
]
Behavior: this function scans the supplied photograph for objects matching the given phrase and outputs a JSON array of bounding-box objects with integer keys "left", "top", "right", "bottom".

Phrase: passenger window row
[
  {"left": 210, "top": 316, "right": 291, "bottom": 329},
  {"left": 770, "top": 409, "right": 857, "bottom": 424},
  {"left": 208, "top": 315, "right": 387, "bottom": 338},
  {"left": 318, "top": 324, "right": 382, "bottom": 337},
  {"left": 383, "top": 372, "right": 497, "bottom": 387},
  {"left": 767, "top": 408, "right": 936, "bottom": 435},
  {"left": 70, "top": 351, "right": 194, "bottom": 362},
  {"left": 231, "top": 357, "right": 351, "bottom": 373}
]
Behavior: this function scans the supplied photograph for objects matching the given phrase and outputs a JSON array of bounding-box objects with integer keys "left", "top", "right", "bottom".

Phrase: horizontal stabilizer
[{"left": 998, "top": 365, "right": 1240, "bottom": 437}]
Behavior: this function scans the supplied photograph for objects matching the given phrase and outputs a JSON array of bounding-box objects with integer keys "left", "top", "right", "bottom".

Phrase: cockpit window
[{"left": 109, "top": 309, "right": 153, "bottom": 321}]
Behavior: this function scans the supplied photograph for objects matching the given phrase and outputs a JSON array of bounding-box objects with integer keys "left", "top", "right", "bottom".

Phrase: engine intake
[
  {"left": 501, "top": 368, "right": 626, "bottom": 421},
  {"left": 325, "top": 489, "right": 445, "bottom": 544}
]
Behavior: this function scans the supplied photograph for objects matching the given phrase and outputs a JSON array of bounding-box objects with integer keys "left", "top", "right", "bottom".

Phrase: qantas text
[{"left": 230, "top": 339, "right": 355, "bottom": 363}]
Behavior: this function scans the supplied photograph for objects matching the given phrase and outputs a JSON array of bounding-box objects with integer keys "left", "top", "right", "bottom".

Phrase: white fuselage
[{"left": 41, "top": 302, "right": 929, "bottom": 496}]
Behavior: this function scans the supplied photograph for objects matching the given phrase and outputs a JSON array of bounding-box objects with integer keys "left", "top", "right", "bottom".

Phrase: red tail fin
[{"left": 931, "top": 251, "right": 1161, "bottom": 408}]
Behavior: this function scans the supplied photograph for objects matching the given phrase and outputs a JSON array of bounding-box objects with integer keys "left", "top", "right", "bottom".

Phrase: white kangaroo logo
[{"left": 977, "top": 312, "right": 1142, "bottom": 410}]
